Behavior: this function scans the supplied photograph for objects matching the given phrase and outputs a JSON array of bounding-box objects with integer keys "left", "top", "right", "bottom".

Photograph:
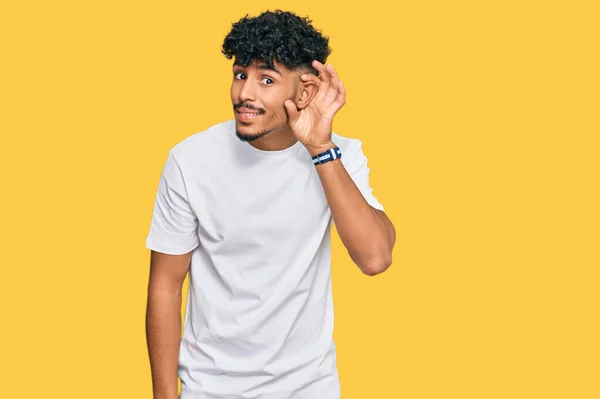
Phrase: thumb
[{"left": 284, "top": 99, "right": 300, "bottom": 123}]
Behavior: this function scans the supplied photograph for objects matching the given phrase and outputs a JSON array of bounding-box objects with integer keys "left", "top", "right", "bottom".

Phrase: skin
[
  {"left": 146, "top": 251, "right": 191, "bottom": 399},
  {"left": 231, "top": 57, "right": 396, "bottom": 273},
  {"left": 231, "top": 58, "right": 321, "bottom": 152},
  {"left": 146, "top": 58, "right": 396, "bottom": 399}
]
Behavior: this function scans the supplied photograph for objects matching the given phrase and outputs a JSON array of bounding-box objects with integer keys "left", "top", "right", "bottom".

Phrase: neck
[{"left": 248, "top": 126, "right": 298, "bottom": 151}]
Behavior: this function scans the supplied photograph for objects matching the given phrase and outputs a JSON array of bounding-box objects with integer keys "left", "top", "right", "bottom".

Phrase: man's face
[{"left": 231, "top": 59, "right": 299, "bottom": 142}]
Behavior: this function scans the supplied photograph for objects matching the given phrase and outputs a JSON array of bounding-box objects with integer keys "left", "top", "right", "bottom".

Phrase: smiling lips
[{"left": 236, "top": 108, "right": 262, "bottom": 121}]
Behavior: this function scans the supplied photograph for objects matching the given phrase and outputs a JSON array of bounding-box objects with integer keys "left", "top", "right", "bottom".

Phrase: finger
[
  {"left": 327, "top": 64, "right": 340, "bottom": 89},
  {"left": 310, "top": 62, "right": 330, "bottom": 103},
  {"left": 333, "top": 81, "right": 346, "bottom": 110},
  {"left": 312, "top": 60, "right": 329, "bottom": 87},
  {"left": 325, "top": 64, "right": 340, "bottom": 103},
  {"left": 284, "top": 99, "right": 300, "bottom": 122}
]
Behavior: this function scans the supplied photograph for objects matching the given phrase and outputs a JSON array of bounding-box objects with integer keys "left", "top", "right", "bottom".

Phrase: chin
[
  {"left": 235, "top": 123, "right": 259, "bottom": 135},
  {"left": 235, "top": 124, "right": 272, "bottom": 142},
  {"left": 235, "top": 120, "right": 256, "bottom": 130}
]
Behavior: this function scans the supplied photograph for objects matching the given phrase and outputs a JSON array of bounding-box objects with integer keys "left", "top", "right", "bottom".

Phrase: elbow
[
  {"left": 361, "top": 211, "right": 395, "bottom": 276},
  {"left": 348, "top": 232, "right": 395, "bottom": 276},
  {"left": 360, "top": 254, "right": 393, "bottom": 276}
]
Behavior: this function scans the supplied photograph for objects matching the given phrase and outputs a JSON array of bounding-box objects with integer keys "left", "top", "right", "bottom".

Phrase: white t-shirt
[{"left": 145, "top": 120, "right": 384, "bottom": 399}]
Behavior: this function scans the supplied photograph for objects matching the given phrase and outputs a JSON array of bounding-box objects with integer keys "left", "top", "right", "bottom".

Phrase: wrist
[
  {"left": 306, "top": 141, "right": 336, "bottom": 157},
  {"left": 310, "top": 145, "right": 342, "bottom": 167}
]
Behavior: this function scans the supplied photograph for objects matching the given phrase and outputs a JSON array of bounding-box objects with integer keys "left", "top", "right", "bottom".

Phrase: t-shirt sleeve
[
  {"left": 345, "top": 140, "right": 385, "bottom": 211},
  {"left": 145, "top": 150, "right": 200, "bottom": 255}
]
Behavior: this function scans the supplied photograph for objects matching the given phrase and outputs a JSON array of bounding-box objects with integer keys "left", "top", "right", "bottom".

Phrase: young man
[{"left": 145, "top": 10, "right": 396, "bottom": 399}]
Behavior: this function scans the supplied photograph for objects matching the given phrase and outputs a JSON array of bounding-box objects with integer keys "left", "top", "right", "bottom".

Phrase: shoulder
[
  {"left": 332, "top": 132, "right": 362, "bottom": 151},
  {"left": 169, "top": 119, "right": 235, "bottom": 164},
  {"left": 332, "top": 132, "right": 369, "bottom": 166}
]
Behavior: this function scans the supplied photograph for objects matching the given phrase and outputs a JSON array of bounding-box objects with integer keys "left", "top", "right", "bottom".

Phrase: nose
[{"left": 239, "top": 79, "right": 256, "bottom": 102}]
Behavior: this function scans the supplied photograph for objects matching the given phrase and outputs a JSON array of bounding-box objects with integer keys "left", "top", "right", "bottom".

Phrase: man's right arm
[{"left": 145, "top": 250, "right": 192, "bottom": 399}]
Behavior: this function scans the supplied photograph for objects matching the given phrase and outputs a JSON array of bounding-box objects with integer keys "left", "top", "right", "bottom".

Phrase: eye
[
  {"left": 261, "top": 77, "right": 274, "bottom": 85},
  {"left": 234, "top": 72, "right": 246, "bottom": 80}
]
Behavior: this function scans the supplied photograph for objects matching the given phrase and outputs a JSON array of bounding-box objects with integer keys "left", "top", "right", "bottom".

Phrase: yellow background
[{"left": 1, "top": 0, "right": 598, "bottom": 398}]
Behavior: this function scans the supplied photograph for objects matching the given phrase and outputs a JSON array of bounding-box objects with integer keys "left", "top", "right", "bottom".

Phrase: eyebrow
[{"left": 233, "top": 61, "right": 282, "bottom": 75}]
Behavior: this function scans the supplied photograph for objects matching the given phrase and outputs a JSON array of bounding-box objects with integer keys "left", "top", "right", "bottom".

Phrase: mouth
[{"left": 235, "top": 108, "right": 263, "bottom": 122}]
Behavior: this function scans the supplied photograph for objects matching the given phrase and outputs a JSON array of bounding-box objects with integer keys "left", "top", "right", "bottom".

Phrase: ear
[{"left": 295, "top": 74, "right": 319, "bottom": 109}]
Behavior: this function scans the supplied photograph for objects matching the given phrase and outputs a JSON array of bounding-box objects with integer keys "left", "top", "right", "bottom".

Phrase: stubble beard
[{"left": 235, "top": 125, "right": 275, "bottom": 142}]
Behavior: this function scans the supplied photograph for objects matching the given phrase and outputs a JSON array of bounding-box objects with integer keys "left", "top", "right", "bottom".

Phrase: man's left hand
[{"left": 284, "top": 60, "right": 346, "bottom": 156}]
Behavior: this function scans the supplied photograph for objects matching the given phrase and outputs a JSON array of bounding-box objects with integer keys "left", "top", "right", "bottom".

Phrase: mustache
[{"left": 233, "top": 102, "right": 265, "bottom": 114}]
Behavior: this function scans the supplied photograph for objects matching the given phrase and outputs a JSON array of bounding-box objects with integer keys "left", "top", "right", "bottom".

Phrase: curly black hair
[{"left": 222, "top": 10, "right": 331, "bottom": 75}]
